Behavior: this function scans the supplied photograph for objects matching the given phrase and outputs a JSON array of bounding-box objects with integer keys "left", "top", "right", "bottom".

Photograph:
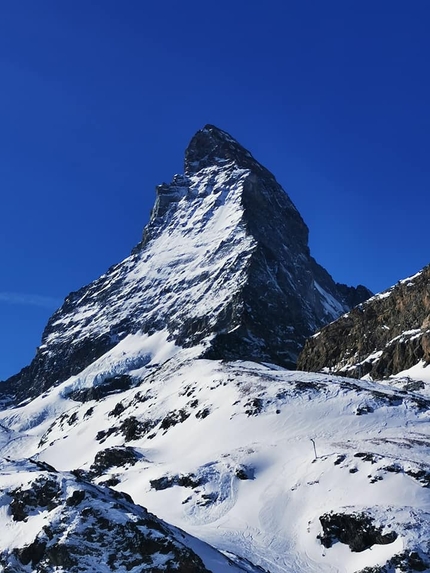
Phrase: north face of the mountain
[
  {"left": 298, "top": 264, "right": 430, "bottom": 380},
  {"left": 3, "top": 125, "right": 370, "bottom": 401}
]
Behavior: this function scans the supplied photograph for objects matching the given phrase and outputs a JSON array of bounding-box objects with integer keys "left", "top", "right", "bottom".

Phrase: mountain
[
  {"left": 2, "top": 125, "right": 429, "bottom": 573},
  {"left": 2, "top": 124, "right": 370, "bottom": 403},
  {"left": 298, "top": 264, "right": 430, "bottom": 389}
]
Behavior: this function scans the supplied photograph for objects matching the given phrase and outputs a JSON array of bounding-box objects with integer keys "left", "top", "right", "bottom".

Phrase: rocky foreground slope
[
  {"left": 0, "top": 456, "right": 260, "bottom": 573},
  {"left": 2, "top": 125, "right": 370, "bottom": 403},
  {"left": 298, "top": 265, "right": 430, "bottom": 384}
]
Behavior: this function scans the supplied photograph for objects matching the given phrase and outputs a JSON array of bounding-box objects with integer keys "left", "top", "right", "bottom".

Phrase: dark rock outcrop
[
  {"left": 0, "top": 460, "right": 215, "bottom": 573},
  {"left": 298, "top": 265, "right": 430, "bottom": 379},
  {"left": 318, "top": 511, "right": 397, "bottom": 552},
  {"left": 3, "top": 125, "right": 370, "bottom": 402},
  {"left": 88, "top": 446, "right": 142, "bottom": 477}
]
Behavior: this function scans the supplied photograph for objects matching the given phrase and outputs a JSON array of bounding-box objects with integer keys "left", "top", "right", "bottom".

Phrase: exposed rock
[
  {"left": 150, "top": 473, "right": 202, "bottom": 491},
  {"left": 66, "top": 374, "right": 135, "bottom": 402},
  {"left": 235, "top": 465, "right": 255, "bottom": 480},
  {"left": 356, "top": 550, "right": 429, "bottom": 572},
  {"left": 15, "top": 540, "right": 47, "bottom": 567},
  {"left": 390, "top": 551, "right": 429, "bottom": 572},
  {"left": 318, "top": 511, "right": 397, "bottom": 552},
  {"left": 88, "top": 446, "right": 142, "bottom": 477},
  {"left": 160, "top": 408, "right": 190, "bottom": 430},
  {"left": 298, "top": 265, "right": 430, "bottom": 379},
  {"left": 10, "top": 476, "right": 62, "bottom": 521},
  {"left": 0, "top": 460, "right": 217, "bottom": 573},
  {"left": 95, "top": 416, "right": 156, "bottom": 444}
]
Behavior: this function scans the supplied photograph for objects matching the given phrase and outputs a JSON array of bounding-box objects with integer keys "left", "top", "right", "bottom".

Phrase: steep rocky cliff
[
  {"left": 3, "top": 125, "right": 370, "bottom": 402},
  {"left": 298, "top": 264, "right": 430, "bottom": 379}
]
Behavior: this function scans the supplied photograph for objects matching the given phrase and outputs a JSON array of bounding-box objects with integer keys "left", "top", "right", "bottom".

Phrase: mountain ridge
[
  {"left": 298, "top": 264, "right": 430, "bottom": 385},
  {"left": 0, "top": 457, "right": 262, "bottom": 573}
]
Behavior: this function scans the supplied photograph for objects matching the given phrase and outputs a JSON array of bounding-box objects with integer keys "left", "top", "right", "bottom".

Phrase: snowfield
[{"left": 0, "top": 337, "right": 429, "bottom": 572}]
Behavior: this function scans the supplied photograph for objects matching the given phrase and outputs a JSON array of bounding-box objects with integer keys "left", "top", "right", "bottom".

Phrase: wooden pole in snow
[{"left": 310, "top": 438, "right": 317, "bottom": 460}]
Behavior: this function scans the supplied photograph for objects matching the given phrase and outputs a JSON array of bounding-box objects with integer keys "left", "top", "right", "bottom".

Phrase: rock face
[
  {"left": 318, "top": 511, "right": 397, "bottom": 552},
  {"left": 298, "top": 265, "right": 430, "bottom": 379},
  {"left": 3, "top": 125, "right": 370, "bottom": 402},
  {"left": 0, "top": 459, "right": 215, "bottom": 573}
]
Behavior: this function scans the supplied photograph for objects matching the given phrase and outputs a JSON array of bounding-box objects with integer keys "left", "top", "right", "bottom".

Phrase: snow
[
  {"left": 399, "top": 270, "right": 423, "bottom": 285},
  {"left": 310, "top": 529, "right": 403, "bottom": 573},
  {"left": 339, "top": 349, "right": 384, "bottom": 374},
  {"left": 369, "top": 290, "right": 392, "bottom": 301},
  {"left": 387, "top": 360, "right": 430, "bottom": 397},
  {"left": 392, "top": 360, "right": 430, "bottom": 384},
  {"left": 388, "top": 328, "right": 423, "bottom": 344},
  {"left": 61, "top": 330, "right": 179, "bottom": 395},
  {"left": 334, "top": 326, "right": 427, "bottom": 379},
  {"left": 0, "top": 459, "right": 256, "bottom": 573},
  {"left": 40, "top": 163, "right": 257, "bottom": 362},
  {"left": 1, "top": 355, "right": 429, "bottom": 572},
  {"left": 314, "top": 281, "right": 347, "bottom": 320}
]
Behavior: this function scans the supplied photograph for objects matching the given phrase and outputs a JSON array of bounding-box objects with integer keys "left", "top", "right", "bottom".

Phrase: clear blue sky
[{"left": 1, "top": 1, "right": 429, "bottom": 380}]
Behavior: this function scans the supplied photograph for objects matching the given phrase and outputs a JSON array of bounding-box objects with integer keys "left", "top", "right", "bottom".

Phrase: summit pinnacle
[{"left": 184, "top": 124, "right": 273, "bottom": 179}]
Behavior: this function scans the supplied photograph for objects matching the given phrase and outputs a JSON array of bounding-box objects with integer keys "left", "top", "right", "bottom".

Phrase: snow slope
[{"left": 0, "top": 339, "right": 429, "bottom": 572}]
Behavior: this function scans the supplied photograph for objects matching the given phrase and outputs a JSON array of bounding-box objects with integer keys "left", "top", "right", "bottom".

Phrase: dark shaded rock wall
[{"left": 298, "top": 265, "right": 430, "bottom": 379}]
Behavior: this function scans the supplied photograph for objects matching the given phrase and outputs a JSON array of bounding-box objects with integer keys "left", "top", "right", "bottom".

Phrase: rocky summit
[
  {"left": 298, "top": 264, "right": 430, "bottom": 386},
  {"left": 2, "top": 124, "right": 370, "bottom": 402}
]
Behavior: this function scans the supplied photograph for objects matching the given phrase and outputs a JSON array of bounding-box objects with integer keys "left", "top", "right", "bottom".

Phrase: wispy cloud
[{"left": 0, "top": 292, "right": 62, "bottom": 309}]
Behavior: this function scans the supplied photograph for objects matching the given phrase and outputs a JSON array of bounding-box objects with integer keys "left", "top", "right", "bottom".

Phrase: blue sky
[{"left": 1, "top": 1, "right": 429, "bottom": 380}]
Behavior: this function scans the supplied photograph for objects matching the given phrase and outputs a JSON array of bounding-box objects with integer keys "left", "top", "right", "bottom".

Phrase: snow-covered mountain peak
[
  {"left": 184, "top": 124, "right": 272, "bottom": 179},
  {"left": 3, "top": 126, "right": 370, "bottom": 402}
]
